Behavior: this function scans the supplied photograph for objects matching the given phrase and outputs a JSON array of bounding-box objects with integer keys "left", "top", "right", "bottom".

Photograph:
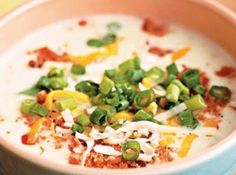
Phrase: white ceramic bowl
[{"left": 0, "top": 0, "right": 236, "bottom": 175}]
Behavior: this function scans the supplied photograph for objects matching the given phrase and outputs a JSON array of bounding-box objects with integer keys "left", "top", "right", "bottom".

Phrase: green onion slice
[
  {"left": 122, "top": 141, "right": 141, "bottom": 161},
  {"left": 90, "top": 108, "right": 108, "bottom": 126},
  {"left": 209, "top": 85, "right": 231, "bottom": 101},
  {"left": 182, "top": 69, "right": 200, "bottom": 88},
  {"left": 134, "top": 90, "right": 155, "bottom": 109}
]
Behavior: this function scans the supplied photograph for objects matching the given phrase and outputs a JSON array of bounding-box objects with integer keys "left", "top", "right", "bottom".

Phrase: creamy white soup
[{"left": 0, "top": 15, "right": 236, "bottom": 168}]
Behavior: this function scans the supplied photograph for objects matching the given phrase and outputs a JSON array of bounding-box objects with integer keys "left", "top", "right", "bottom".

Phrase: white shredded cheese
[
  {"left": 93, "top": 145, "right": 121, "bottom": 156},
  {"left": 155, "top": 103, "right": 187, "bottom": 121},
  {"left": 61, "top": 109, "right": 74, "bottom": 127},
  {"left": 55, "top": 126, "right": 72, "bottom": 136},
  {"left": 81, "top": 140, "right": 94, "bottom": 166}
]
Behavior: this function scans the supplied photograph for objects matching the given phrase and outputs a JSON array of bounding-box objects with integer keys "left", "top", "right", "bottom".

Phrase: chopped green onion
[
  {"left": 163, "top": 74, "right": 176, "bottom": 87},
  {"left": 49, "top": 77, "right": 68, "bottom": 90},
  {"left": 105, "top": 69, "right": 117, "bottom": 79},
  {"left": 99, "top": 76, "right": 114, "bottom": 95},
  {"left": 55, "top": 96, "right": 77, "bottom": 112},
  {"left": 117, "top": 100, "right": 129, "bottom": 111},
  {"left": 193, "top": 84, "right": 206, "bottom": 95},
  {"left": 165, "top": 84, "right": 180, "bottom": 103},
  {"left": 71, "top": 124, "right": 84, "bottom": 133},
  {"left": 87, "top": 39, "right": 104, "bottom": 48},
  {"left": 106, "top": 22, "right": 121, "bottom": 32},
  {"left": 179, "top": 94, "right": 190, "bottom": 102},
  {"left": 20, "top": 86, "right": 41, "bottom": 97},
  {"left": 118, "top": 57, "right": 141, "bottom": 73},
  {"left": 102, "top": 33, "right": 117, "bottom": 45},
  {"left": 145, "top": 67, "right": 165, "bottom": 83},
  {"left": 115, "top": 83, "right": 136, "bottom": 101},
  {"left": 90, "top": 108, "right": 108, "bottom": 126},
  {"left": 75, "top": 80, "right": 99, "bottom": 97},
  {"left": 71, "top": 64, "right": 86, "bottom": 75},
  {"left": 37, "top": 76, "right": 51, "bottom": 90},
  {"left": 182, "top": 69, "right": 200, "bottom": 88},
  {"left": 75, "top": 114, "right": 91, "bottom": 127},
  {"left": 91, "top": 94, "right": 104, "bottom": 105},
  {"left": 110, "top": 120, "right": 125, "bottom": 129},
  {"left": 178, "top": 110, "right": 199, "bottom": 129},
  {"left": 31, "top": 103, "right": 49, "bottom": 117},
  {"left": 134, "top": 90, "right": 155, "bottom": 109},
  {"left": 104, "top": 92, "right": 120, "bottom": 107},
  {"left": 133, "top": 109, "right": 153, "bottom": 121},
  {"left": 87, "top": 33, "right": 117, "bottom": 48},
  {"left": 184, "top": 94, "right": 206, "bottom": 111},
  {"left": 171, "top": 79, "right": 189, "bottom": 95},
  {"left": 122, "top": 141, "right": 141, "bottom": 161},
  {"left": 48, "top": 67, "right": 64, "bottom": 78},
  {"left": 166, "top": 62, "right": 178, "bottom": 75},
  {"left": 126, "top": 69, "right": 144, "bottom": 83},
  {"left": 210, "top": 85, "right": 231, "bottom": 101},
  {"left": 98, "top": 105, "right": 116, "bottom": 118},
  {"left": 20, "top": 99, "right": 36, "bottom": 114}
]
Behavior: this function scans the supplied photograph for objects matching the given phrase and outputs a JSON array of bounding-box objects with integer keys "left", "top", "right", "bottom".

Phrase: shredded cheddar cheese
[
  {"left": 145, "top": 102, "right": 158, "bottom": 114},
  {"left": 142, "top": 77, "right": 155, "bottom": 89},
  {"left": 166, "top": 116, "right": 181, "bottom": 126},
  {"left": 27, "top": 118, "right": 44, "bottom": 144},
  {"left": 178, "top": 133, "right": 198, "bottom": 158},
  {"left": 115, "top": 111, "right": 134, "bottom": 121},
  {"left": 69, "top": 38, "right": 122, "bottom": 66},
  {"left": 172, "top": 47, "right": 191, "bottom": 62},
  {"left": 203, "top": 119, "right": 219, "bottom": 129},
  {"left": 160, "top": 137, "right": 175, "bottom": 147}
]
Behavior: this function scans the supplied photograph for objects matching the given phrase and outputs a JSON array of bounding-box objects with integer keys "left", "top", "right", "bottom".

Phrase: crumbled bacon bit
[
  {"left": 22, "top": 114, "right": 38, "bottom": 127},
  {"left": 142, "top": 18, "right": 168, "bottom": 37},
  {"left": 28, "top": 47, "right": 69, "bottom": 68},
  {"left": 28, "top": 60, "right": 37, "bottom": 68},
  {"left": 68, "top": 138, "right": 82, "bottom": 152},
  {"left": 148, "top": 46, "right": 172, "bottom": 57},
  {"left": 37, "top": 90, "right": 47, "bottom": 104},
  {"left": 21, "top": 134, "right": 34, "bottom": 145},
  {"left": 85, "top": 151, "right": 143, "bottom": 169},
  {"left": 78, "top": 20, "right": 87, "bottom": 26},
  {"left": 215, "top": 66, "right": 236, "bottom": 78},
  {"left": 69, "top": 154, "right": 81, "bottom": 165},
  {"left": 200, "top": 72, "right": 210, "bottom": 88},
  {"left": 197, "top": 91, "right": 228, "bottom": 128},
  {"left": 157, "top": 146, "right": 174, "bottom": 162}
]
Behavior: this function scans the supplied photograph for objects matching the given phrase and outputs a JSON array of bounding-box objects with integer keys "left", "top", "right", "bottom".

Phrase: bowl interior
[{"left": 0, "top": 0, "right": 236, "bottom": 175}]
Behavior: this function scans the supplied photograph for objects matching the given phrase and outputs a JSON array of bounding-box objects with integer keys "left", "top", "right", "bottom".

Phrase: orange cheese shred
[
  {"left": 172, "top": 47, "right": 191, "bottom": 62},
  {"left": 203, "top": 119, "right": 219, "bottom": 129},
  {"left": 166, "top": 116, "right": 181, "bottom": 126},
  {"left": 115, "top": 111, "right": 134, "bottom": 121},
  {"left": 69, "top": 37, "right": 123, "bottom": 66},
  {"left": 178, "top": 133, "right": 198, "bottom": 158},
  {"left": 160, "top": 137, "right": 175, "bottom": 147},
  {"left": 27, "top": 118, "right": 44, "bottom": 145}
]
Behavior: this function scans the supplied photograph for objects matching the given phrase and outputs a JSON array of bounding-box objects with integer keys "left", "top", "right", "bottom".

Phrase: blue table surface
[{"left": 225, "top": 163, "right": 236, "bottom": 175}]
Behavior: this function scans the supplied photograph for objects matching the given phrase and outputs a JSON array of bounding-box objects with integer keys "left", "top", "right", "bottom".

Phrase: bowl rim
[{"left": 0, "top": 0, "right": 236, "bottom": 174}]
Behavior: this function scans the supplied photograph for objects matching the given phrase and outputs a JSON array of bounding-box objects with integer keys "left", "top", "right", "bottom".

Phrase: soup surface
[{"left": 0, "top": 15, "right": 236, "bottom": 168}]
